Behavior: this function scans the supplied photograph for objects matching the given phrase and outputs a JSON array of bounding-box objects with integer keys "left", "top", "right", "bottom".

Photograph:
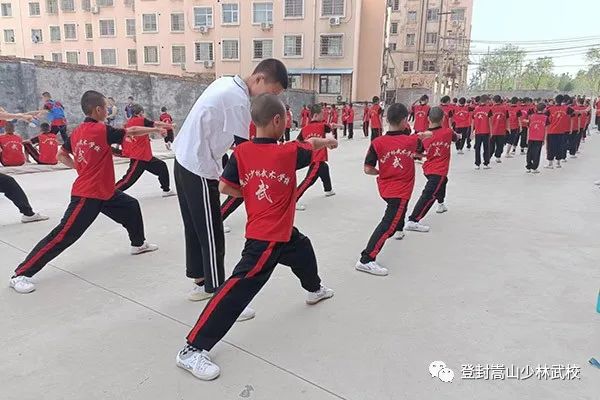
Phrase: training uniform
[
  {"left": 345, "top": 106, "right": 356, "bottom": 139},
  {"left": 296, "top": 121, "right": 333, "bottom": 199},
  {"left": 489, "top": 103, "right": 508, "bottom": 158},
  {"left": 526, "top": 112, "right": 549, "bottom": 171},
  {"left": 369, "top": 103, "right": 383, "bottom": 141},
  {"left": 330, "top": 109, "right": 339, "bottom": 139},
  {"left": 160, "top": 112, "right": 175, "bottom": 145},
  {"left": 186, "top": 138, "right": 323, "bottom": 351},
  {"left": 13, "top": 118, "right": 146, "bottom": 278},
  {"left": 23, "top": 132, "right": 58, "bottom": 165},
  {"left": 300, "top": 107, "right": 310, "bottom": 128},
  {"left": 439, "top": 104, "right": 454, "bottom": 130},
  {"left": 472, "top": 104, "right": 492, "bottom": 166},
  {"left": 362, "top": 105, "right": 370, "bottom": 138},
  {"left": 453, "top": 105, "right": 472, "bottom": 151},
  {"left": 44, "top": 99, "right": 68, "bottom": 143},
  {"left": 412, "top": 104, "right": 431, "bottom": 133},
  {"left": 507, "top": 105, "right": 522, "bottom": 147},
  {"left": 0, "top": 133, "right": 26, "bottom": 166},
  {"left": 519, "top": 103, "right": 535, "bottom": 151},
  {"left": 0, "top": 173, "right": 36, "bottom": 216},
  {"left": 546, "top": 104, "right": 573, "bottom": 161}
]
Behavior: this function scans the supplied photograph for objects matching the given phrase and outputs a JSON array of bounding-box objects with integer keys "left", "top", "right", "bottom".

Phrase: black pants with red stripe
[
  {"left": 186, "top": 227, "right": 322, "bottom": 351},
  {"left": 116, "top": 157, "right": 171, "bottom": 192},
  {"left": 409, "top": 175, "right": 448, "bottom": 223},
  {"left": 0, "top": 173, "right": 34, "bottom": 216},
  {"left": 14, "top": 191, "right": 145, "bottom": 278},
  {"left": 360, "top": 198, "right": 408, "bottom": 263},
  {"left": 220, "top": 195, "right": 244, "bottom": 221},
  {"left": 296, "top": 162, "right": 332, "bottom": 200}
]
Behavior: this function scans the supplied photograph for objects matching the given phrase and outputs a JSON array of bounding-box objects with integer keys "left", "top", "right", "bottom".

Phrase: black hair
[
  {"left": 42, "top": 92, "right": 51, "bottom": 97},
  {"left": 429, "top": 106, "right": 444, "bottom": 124},
  {"left": 161, "top": 106, "right": 167, "bottom": 112},
  {"left": 251, "top": 94, "right": 286, "bottom": 127},
  {"left": 555, "top": 94, "right": 564, "bottom": 104},
  {"left": 493, "top": 95, "right": 502, "bottom": 103},
  {"left": 536, "top": 103, "right": 546, "bottom": 112},
  {"left": 510, "top": 97, "right": 518, "bottom": 104},
  {"left": 420, "top": 94, "right": 429, "bottom": 101},
  {"left": 132, "top": 104, "right": 144, "bottom": 116},
  {"left": 310, "top": 104, "right": 322, "bottom": 116},
  {"left": 440, "top": 95, "right": 451, "bottom": 104},
  {"left": 81, "top": 90, "right": 106, "bottom": 115},
  {"left": 474, "top": 96, "right": 481, "bottom": 103},
  {"left": 452, "top": 97, "right": 458, "bottom": 103},
  {"left": 480, "top": 95, "right": 489, "bottom": 103},
  {"left": 40, "top": 122, "right": 50, "bottom": 132},
  {"left": 459, "top": 97, "right": 466, "bottom": 105},
  {"left": 372, "top": 96, "right": 380, "bottom": 103},
  {"left": 386, "top": 103, "right": 408, "bottom": 125},
  {"left": 252, "top": 59, "right": 289, "bottom": 90},
  {"left": 128, "top": 96, "right": 134, "bottom": 100}
]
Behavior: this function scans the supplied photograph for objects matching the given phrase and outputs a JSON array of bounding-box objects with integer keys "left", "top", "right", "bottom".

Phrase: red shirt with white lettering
[
  {"left": 32, "top": 133, "right": 59, "bottom": 164},
  {"left": 298, "top": 121, "right": 331, "bottom": 163},
  {"left": 422, "top": 127, "right": 455, "bottom": 177},
  {"left": 0, "top": 133, "right": 26, "bottom": 166},
  {"left": 439, "top": 104, "right": 454, "bottom": 129},
  {"left": 490, "top": 104, "right": 509, "bottom": 135},
  {"left": 365, "top": 131, "right": 420, "bottom": 200},
  {"left": 122, "top": 116, "right": 154, "bottom": 161},
  {"left": 453, "top": 105, "right": 472, "bottom": 128},
  {"left": 547, "top": 105, "right": 573, "bottom": 134},
  {"left": 472, "top": 105, "right": 492, "bottom": 134},
  {"left": 507, "top": 105, "right": 522, "bottom": 130},
  {"left": 220, "top": 138, "right": 313, "bottom": 242},
  {"left": 527, "top": 112, "right": 549, "bottom": 141},
  {"left": 412, "top": 104, "right": 431, "bottom": 132},
  {"left": 369, "top": 104, "right": 383, "bottom": 129},
  {"left": 62, "top": 117, "right": 126, "bottom": 200}
]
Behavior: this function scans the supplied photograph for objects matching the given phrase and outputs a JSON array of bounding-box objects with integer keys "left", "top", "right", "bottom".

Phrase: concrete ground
[{"left": 1, "top": 132, "right": 599, "bottom": 400}]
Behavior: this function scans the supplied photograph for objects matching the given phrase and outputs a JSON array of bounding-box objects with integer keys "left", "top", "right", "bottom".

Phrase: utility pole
[{"left": 380, "top": 0, "right": 392, "bottom": 103}]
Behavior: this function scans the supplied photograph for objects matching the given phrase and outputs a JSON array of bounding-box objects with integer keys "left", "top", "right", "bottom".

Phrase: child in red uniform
[
  {"left": 300, "top": 105, "right": 310, "bottom": 128},
  {"left": 23, "top": 123, "right": 58, "bottom": 165},
  {"left": 405, "top": 107, "right": 457, "bottom": 233},
  {"left": 115, "top": 104, "right": 176, "bottom": 197},
  {"left": 177, "top": 94, "right": 336, "bottom": 381},
  {"left": 355, "top": 103, "right": 431, "bottom": 276},
  {"left": 330, "top": 104, "right": 339, "bottom": 139},
  {"left": 346, "top": 103, "right": 356, "bottom": 139},
  {"left": 439, "top": 96, "right": 454, "bottom": 130},
  {"left": 9, "top": 90, "right": 167, "bottom": 294},
  {"left": 505, "top": 97, "right": 522, "bottom": 157},
  {"left": 160, "top": 106, "right": 175, "bottom": 150},
  {"left": 0, "top": 122, "right": 26, "bottom": 166},
  {"left": 489, "top": 95, "right": 509, "bottom": 163},
  {"left": 453, "top": 97, "right": 472, "bottom": 154},
  {"left": 471, "top": 95, "right": 493, "bottom": 169},
  {"left": 546, "top": 94, "right": 574, "bottom": 169},
  {"left": 342, "top": 103, "right": 349, "bottom": 137},
  {"left": 362, "top": 103, "right": 370, "bottom": 137},
  {"left": 411, "top": 95, "right": 431, "bottom": 134},
  {"left": 526, "top": 103, "right": 550, "bottom": 173},
  {"left": 369, "top": 96, "right": 383, "bottom": 140}
]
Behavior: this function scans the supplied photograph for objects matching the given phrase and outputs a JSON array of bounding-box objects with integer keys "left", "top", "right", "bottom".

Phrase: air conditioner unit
[
  {"left": 329, "top": 17, "right": 341, "bottom": 26},
  {"left": 180, "top": 63, "right": 186, "bottom": 71},
  {"left": 198, "top": 25, "right": 209, "bottom": 34},
  {"left": 261, "top": 22, "right": 273, "bottom": 31},
  {"left": 91, "top": 5, "right": 99, "bottom": 14},
  {"left": 204, "top": 60, "right": 214, "bottom": 68}
]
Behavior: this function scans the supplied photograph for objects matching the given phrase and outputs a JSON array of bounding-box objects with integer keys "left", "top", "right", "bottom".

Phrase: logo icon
[{"left": 429, "top": 361, "right": 454, "bottom": 383}]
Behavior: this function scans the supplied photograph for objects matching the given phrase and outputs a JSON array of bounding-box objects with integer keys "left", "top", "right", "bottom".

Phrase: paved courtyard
[{"left": 1, "top": 132, "right": 599, "bottom": 399}]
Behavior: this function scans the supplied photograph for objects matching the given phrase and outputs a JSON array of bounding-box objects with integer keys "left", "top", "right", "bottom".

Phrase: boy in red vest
[
  {"left": 489, "top": 95, "right": 509, "bottom": 163},
  {"left": 300, "top": 105, "right": 310, "bottom": 128},
  {"left": 526, "top": 103, "right": 550, "bottom": 174},
  {"left": 115, "top": 104, "right": 176, "bottom": 197},
  {"left": 177, "top": 94, "right": 336, "bottom": 380},
  {"left": 411, "top": 95, "right": 431, "bottom": 133},
  {"left": 546, "top": 94, "right": 574, "bottom": 169},
  {"left": 23, "top": 123, "right": 59, "bottom": 165},
  {"left": 0, "top": 122, "right": 26, "bottom": 167},
  {"left": 369, "top": 96, "right": 383, "bottom": 140},
  {"left": 330, "top": 104, "right": 339, "bottom": 139},
  {"left": 471, "top": 95, "right": 493, "bottom": 169},
  {"left": 362, "top": 103, "right": 370, "bottom": 137},
  {"left": 160, "top": 106, "right": 174, "bottom": 150},
  {"left": 405, "top": 107, "right": 457, "bottom": 233},
  {"left": 453, "top": 97, "right": 472, "bottom": 154},
  {"left": 9, "top": 90, "right": 168, "bottom": 294},
  {"left": 504, "top": 97, "right": 522, "bottom": 157},
  {"left": 355, "top": 103, "right": 431, "bottom": 276},
  {"left": 439, "top": 95, "right": 455, "bottom": 130}
]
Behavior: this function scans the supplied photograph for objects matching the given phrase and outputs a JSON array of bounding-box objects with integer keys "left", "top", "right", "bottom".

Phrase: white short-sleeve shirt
[{"left": 174, "top": 75, "right": 251, "bottom": 180}]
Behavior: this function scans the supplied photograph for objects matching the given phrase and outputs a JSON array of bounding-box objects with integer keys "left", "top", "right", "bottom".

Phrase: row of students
[{"left": 0, "top": 122, "right": 58, "bottom": 167}]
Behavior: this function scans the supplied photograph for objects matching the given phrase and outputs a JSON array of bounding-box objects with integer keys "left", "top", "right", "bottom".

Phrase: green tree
[
  {"left": 476, "top": 44, "right": 526, "bottom": 90},
  {"left": 520, "top": 57, "right": 555, "bottom": 90}
]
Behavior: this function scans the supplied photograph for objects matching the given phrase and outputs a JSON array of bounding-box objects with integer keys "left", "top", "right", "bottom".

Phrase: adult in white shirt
[{"left": 173, "top": 59, "right": 289, "bottom": 306}]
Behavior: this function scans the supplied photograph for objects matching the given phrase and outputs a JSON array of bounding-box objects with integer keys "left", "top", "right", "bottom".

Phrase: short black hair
[
  {"left": 452, "top": 97, "right": 458, "bottom": 103},
  {"left": 161, "top": 106, "right": 167, "bottom": 112},
  {"left": 429, "top": 106, "right": 444, "bottom": 124},
  {"left": 440, "top": 96, "right": 451, "bottom": 104},
  {"left": 555, "top": 94, "right": 564, "bottom": 104},
  {"left": 372, "top": 96, "right": 380, "bottom": 103},
  {"left": 81, "top": 90, "right": 106, "bottom": 115},
  {"left": 459, "top": 97, "right": 466, "bottom": 105},
  {"left": 251, "top": 93, "right": 286, "bottom": 127},
  {"left": 310, "top": 104, "right": 322, "bottom": 116},
  {"left": 132, "top": 104, "right": 144, "bottom": 115},
  {"left": 420, "top": 94, "right": 429, "bottom": 101},
  {"left": 42, "top": 92, "right": 51, "bottom": 97},
  {"left": 510, "top": 97, "right": 518, "bottom": 104},
  {"left": 5, "top": 121, "right": 14, "bottom": 132},
  {"left": 474, "top": 96, "right": 481, "bottom": 103},
  {"left": 537, "top": 103, "right": 546, "bottom": 112},
  {"left": 252, "top": 59, "right": 289, "bottom": 90},
  {"left": 40, "top": 122, "right": 50, "bottom": 132},
  {"left": 386, "top": 103, "right": 408, "bottom": 125},
  {"left": 493, "top": 95, "right": 502, "bottom": 103},
  {"left": 128, "top": 96, "right": 134, "bottom": 100},
  {"left": 480, "top": 95, "right": 489, "bottom": 103}
]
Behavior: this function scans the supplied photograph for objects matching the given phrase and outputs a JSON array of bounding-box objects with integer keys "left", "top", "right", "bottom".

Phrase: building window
[
  {"left": 3, "top": 29, "right": 15, "bottom": 42},
  {"left": 29, "top": 2, "right": 41, "bottom": 16},
  {"left": 390, "top": 22, "right": 398, "bottom": 35},
  {"left": 221, "top": 3, "right": 238, "bottom": 24},
  {"left": 193, "top": 7, "right": 213, "bottom": 28},
  {"left": 101, "top": 48, "right": 117, "bottom": 65},
  {"left": 31, "top": 29, "right": 43, "bottom": 43},
  {"left": 144, "top": 46, "right": 159, "bottom": 64},
  {"left": 389, "top": 42, "right": 397, "bottom": 51},
  {"left": 142, "top": 14, "right": 158, "bottom": 33},
  {"left": 320, "top": 34, "right": 343, "bottom": 57},
  {"left": 194, "top": 42, "right": 213, "bottom": 61},
  {"left": 284, "top": 0, "right": 303, "bottom": 18},
  {"left": 64, "top": 23, "right": 77, "bottom": 40},
  {"left": 422, "top": 60, "right": 436, "bottom": 72},
  {"left": 403, "top": 61, "right": 414, "bottom": 72},
  {"left": 253, "top": 2, "right": 273, "bottom": 24},
  {"left": 172, "top": 45, "right": 186, "bottom": 64},
  {"left": 125, "top": 19, "right": 135, "bottom": 36},
  {"left": 388, "top": 67, "right": 395, "bottom": 78},
  {"left": 289, "top": 74, "right": 301, "bottom": 89},
  {"left": 391, "top": 0, "right": 399, "bottom": 11},
  {"left": 66, "top": 51, "right": 78, "bottom": 64},
  {"left": 171, "top": 13, "right": 184, "bottom": 32},
  {"left": 85, "top": 23, "right": 92, "bottom": 38},
  {"left": 1, "top": 3, "right": 12, "bottom": 16},
  {"left": 81, "top": 0, "right": 90, "bottom": 11},
  {"left": 321, "top": 0, "right": 344, "bottom": 16},
  {"left": 86, "top": 51, "right": 94, "bottom": 65},
  {"left": 60, "top": 0, "right": 74, "bottom": 11},
  {"left": 46, "top": 0, "right": 58, "bottom": 14},
  {"left": 51, "top": 52, "right": 62, "bottom": 62},
  {"left": 222, "top": 39, "right": 239, "bottom": 60},
  {"left": 407, "top": 10, "right": 417, "bottom": 22},
  {"left": 451, "top": 8, "right": 465, "bottom": 21},
  {"left": 406, "top": 33, "right": 415, "bottom": 46},
  {"left": 33, "top": 55, "right": 44, "bottom": 60},
  {"left": 425, "top": 32, "right": 437, "bottom": 45},
  {"left": 427, "top": 8, "right": 438, "bottom": 21},
  {"left": 283, "top": 35, "right": 302, "bottom": 57},
  {"left": 97, "top": 0, "right": 113, "bottom": 6},
  {"left": 127, "top": 48, "right": 137, "bottom": 65},
  {"left": 50, "top": 26, "right": 61, "bottom": 41},
  {"left": 319, "top": 75, "right": 341, "bottom": 94},
  {"left": 253, "top": 39, "right": 273, "bottom": 60},
  {"left": 99, "top": 20, "right": 115, "bottom": 37}
]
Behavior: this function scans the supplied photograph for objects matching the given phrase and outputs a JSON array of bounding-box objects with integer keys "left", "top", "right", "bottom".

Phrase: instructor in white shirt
[{"left": 173, "top": 59, "right": 289, "bottom": 315}]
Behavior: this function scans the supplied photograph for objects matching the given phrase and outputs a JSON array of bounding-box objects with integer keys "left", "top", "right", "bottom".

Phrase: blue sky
[{"left": 469, "top": 0, "right": 600, "bottom": 76}]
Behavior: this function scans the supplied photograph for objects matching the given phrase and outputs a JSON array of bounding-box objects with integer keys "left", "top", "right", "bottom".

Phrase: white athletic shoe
[
  {"left": 295, "top": 203, "right": 306, "bottom": 211},
  {"left": 187, "top": 285, "right": 213, "bottom": 302},
  {"left": 495, "top": 158, "right": 502, "bottom": 163},
  {"left": 405, "top": 220, "right": 430, "bottom": 232},
  {"left": 436, "top": 203, "right": 448, "bottom": 214},
  {"left": 355, "top": 260, "right": 388, "bottom": 276},
  {"left": 162, "top": 190, "right": 177, "bottom": 198},
  {"left": 131, "top": 242, "right": 159, "bottom": 255},
  {"left": 457, "top": 150, "right": 464, "bottom": 155},
  {"left": 176, "top": 347, "right": 220, "bottom": 381},
  {"left": 223, "top": 225, "right": 231, "bottom": 234},
  {"left": 593, "top": 180, "right": 600, "bottom": 186},
  {"left": 483, "top": 164, "right": 491, "bottom": 169},
  {"left": 570, "top": 154, "right": 577, "bottom": 159},
  {"left": 21, "top": 213, "right": 49, "bottom": 223},
  {"left": 393, "top": 231, "right": 405, "bottom": 240},
  {"left": 236, "top": 306, "right": 256, "bottom": 322},
  {"left": 532, "top": 169, "right": 540, "bottom": 174},
  {"left": 306, "top": 285, "right": 334, "bottom": 305},
  {"left": 526, "top": 169, "right": 532, "bottom": 173},
  {"left": 324, "top": 191, "right": 336, "bottom": 197},
  {"left": 474, "top": 165, "right": 481, "bottom": 170},
  {"left": 9, "top": 276, "right": 36, "bottom": 294},
  {"left": 545, "top": 163, "right": 554, "bottom": 169}
]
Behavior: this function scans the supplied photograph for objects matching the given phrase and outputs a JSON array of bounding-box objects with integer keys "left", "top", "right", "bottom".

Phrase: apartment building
[
  {"left": 385, "top": 0, "right": 472, "bottom": 94},
  {"left": 0, "top": 0, "right": 386, "bottom": 103}
]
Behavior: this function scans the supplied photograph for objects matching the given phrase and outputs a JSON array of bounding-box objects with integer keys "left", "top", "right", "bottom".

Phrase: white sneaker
[
  {"left": 162, "top": 190, "right": 177, "bottom": 198},
  {"left": 187, "top": 285, "right": 213, "bottom": 302},
  {"left": 223, "top": 225, "right": 231, "bottom": 234},
  {"left": 495, "top": 158, "right": 502, "bottom": 163},
  {"left": 176, "top": 347, "right": 220, "bottom": 381},
  {"left": 405, "top": 220, "right": 430, "bottom": 232},
  {"left": 483, "top": 165, "right": 491, "bottom": 169},
  {"left": 21, "top": 213, "right": 49, "bottom": 223},
  {"left": 9, "top": 276, "right": 36, "bottom": 294},
  {"left": 306, "top": 285, "right": 334, "bottom": 305},
  {"left": 296, "top": 203, "right": 306, "bottom": 211},
  {"left": 236, "top": 306, "right": 256, "bottom": 322},
  {"left": 457, "top": 150, "right": 464, "bottom": 155},
  {"left": 393, "top": 231, "right": 405, "bottom": 240},
  {"left": 570, "top": 154, "right": 577, "bottom": 159},
  {"left": 131, "top": 242, "right": 159, "bottom": 255},
  {"left": 532, "top": 169, "right": 540, "bottom": 174},
  {"left": 324, "top": 191, "right": 336, "bottom": 197},
  {"left": 556, "top": 161, "right": 562, "bottom": 169},
  {"left": 545, "top": 163, "right": 554, "bottom": 169},
  {"left": 474, "top": 165, "right": 481, "bottom": 170},
  {"left": 436, "top": 203, "right": 448, "bottom": 214},
  {"left": 355, "top": 260, "right": 388, "bottom": 276}
]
